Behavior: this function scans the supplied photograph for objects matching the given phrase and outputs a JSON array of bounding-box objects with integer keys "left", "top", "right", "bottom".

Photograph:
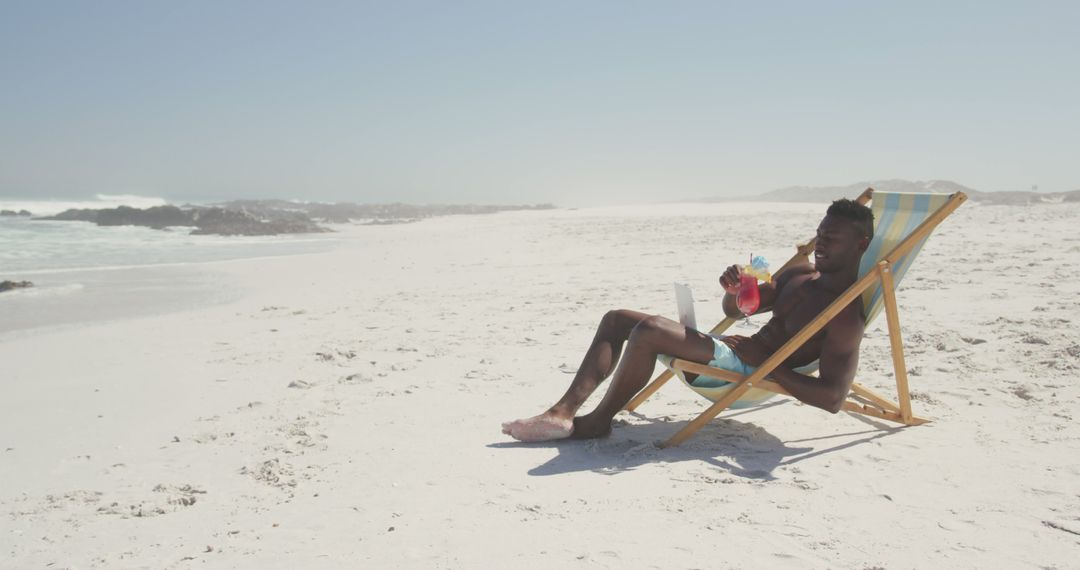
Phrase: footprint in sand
[
  {"left": 240, "top": 458, "right": 298, "bottom": 491},
  {"left": 94, "top": 485, "right": 205, "bottom": 518},
  {"left": 339, "top": 373, "right": 373, "bottom": 384}
]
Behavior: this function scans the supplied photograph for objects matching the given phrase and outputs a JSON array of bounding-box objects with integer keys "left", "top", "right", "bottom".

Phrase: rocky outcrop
[
  {"left": 188, "top": 208, "right": 329, "bottom": 236},
  {"left": 47, "top": 205, "right": 192, "bottom": 228},
  {"left": 39, "top": 200, "right": 556, "bottom": 235},
  {"left": 41, "top": 205, "right": 331, "bottom": 236},
  {"left": 1, "top": 209, "right": 32, "bottom": 217},
  {"left": 0, "top": 280, "right": 33, "bottom": 293}
]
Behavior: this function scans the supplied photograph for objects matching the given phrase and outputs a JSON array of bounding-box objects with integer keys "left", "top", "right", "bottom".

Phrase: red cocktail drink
[{"left": 736, "top": 273, "right": 760, "bottom": 316}]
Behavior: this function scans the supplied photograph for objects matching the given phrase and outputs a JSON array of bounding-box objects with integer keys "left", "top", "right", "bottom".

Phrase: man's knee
[
  {"left": 599, "top": 310, "right": 620, "bottom": 328},
  {"left": 628, "top": 315, "right": 671, "bottom": 346},
  {"left": 598, "top": 309, "right": 636, "bottom": 340}
]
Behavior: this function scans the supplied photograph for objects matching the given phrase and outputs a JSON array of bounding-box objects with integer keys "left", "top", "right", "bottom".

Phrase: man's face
[{"left": 813, "top": 215, "right": 868, "bottom": 273}]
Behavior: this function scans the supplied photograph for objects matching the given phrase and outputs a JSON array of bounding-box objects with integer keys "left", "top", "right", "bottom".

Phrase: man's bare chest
[{"left": 772, "top": 278, "right": 836, "bottom": 336}]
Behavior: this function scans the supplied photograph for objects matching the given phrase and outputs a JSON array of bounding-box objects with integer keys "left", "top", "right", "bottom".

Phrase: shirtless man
[{"left": 502, "top": 199, "right": 874, "bottom": 442}]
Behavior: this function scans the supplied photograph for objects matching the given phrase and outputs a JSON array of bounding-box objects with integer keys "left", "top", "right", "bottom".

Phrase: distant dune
[{"left": 706, "top": 179, "right": 1080, "bottom": 205}]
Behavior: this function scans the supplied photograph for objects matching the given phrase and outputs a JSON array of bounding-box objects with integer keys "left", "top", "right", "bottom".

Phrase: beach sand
[{"left": 2, "top": 201, "right": 1079, "bottom": 568}]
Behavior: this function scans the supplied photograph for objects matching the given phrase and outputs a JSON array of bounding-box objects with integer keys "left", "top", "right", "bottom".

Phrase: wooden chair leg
[
  {"left": 841, "top": 400, "right": 929, "bottom": 425},
  {"left": 878, "top": 264, "right": 913, "bottom": 423},
  {"left": 662, "top": 377, "right": 757, "bottom": 447},
  {"left": 849, "top": 383, "right": 902, "bottom": 414}
]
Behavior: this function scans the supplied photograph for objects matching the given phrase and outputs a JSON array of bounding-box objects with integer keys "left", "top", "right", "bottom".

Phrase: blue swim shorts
[
  {"left": 690, "top": 335, "right": 757, "bottom": 388},
  {"left": 691, "top": 335, "right": 819, "bottom": 388}
]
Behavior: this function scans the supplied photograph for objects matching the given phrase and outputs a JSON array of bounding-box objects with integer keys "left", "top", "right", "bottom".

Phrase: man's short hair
[{"left": 827, "top": 198, "right": 874, "bottom": 239}]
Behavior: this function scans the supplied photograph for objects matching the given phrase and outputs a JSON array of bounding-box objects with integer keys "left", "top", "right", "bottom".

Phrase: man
[{"left": 502, "top": 199, "right": 874, "bottom": 442}]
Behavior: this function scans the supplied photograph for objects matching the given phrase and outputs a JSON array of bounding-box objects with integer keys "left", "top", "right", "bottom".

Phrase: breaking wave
[{"left": 0, "top": 194, "right": 170, "bottom": 216}]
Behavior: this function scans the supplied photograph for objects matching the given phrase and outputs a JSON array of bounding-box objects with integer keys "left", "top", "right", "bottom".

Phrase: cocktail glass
[{"left": 736, "top": 273, "right": 760, "bottom": 316}]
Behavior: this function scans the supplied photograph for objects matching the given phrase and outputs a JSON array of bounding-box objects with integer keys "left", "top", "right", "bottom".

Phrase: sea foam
[
  {"left": 0, "top": 193, "right": 169, "bottom": 216},
  {"left": 0, "top": 206, "right": 339, "bottom": 274}
]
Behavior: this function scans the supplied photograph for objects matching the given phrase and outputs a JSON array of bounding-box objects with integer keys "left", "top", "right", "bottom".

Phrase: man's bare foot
[
  {"left": 501, "top": 411, "right": 574, "bottom": 442},
  {"left": 569, "top": 413, "right": 613, "bottom": 440}
]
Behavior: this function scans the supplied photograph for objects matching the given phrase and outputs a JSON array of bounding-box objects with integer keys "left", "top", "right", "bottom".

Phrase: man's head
[{"left": 814, "top": 199, "right": 874, "bottom": 273}]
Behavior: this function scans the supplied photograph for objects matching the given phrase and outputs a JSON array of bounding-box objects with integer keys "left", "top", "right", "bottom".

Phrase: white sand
[{"left": 3, "top": 201, "right": 1079, "bottom": 568}]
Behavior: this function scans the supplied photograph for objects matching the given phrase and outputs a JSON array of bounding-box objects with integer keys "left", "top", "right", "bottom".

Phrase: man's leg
[
  {"left": 502, "top": 309, "right": 650, "bottom": 441},
  {"left": 571, "top": 315, "right": 716, "bottom": 439},
  {"left": 498, "top": 310, "right": 643, "bottom": 440},
  {"left": 503, "top": 312, "right": 715, "bottom": 441},
  {"left": 550, "top": 309, "right": 655, "bottom": 416}
]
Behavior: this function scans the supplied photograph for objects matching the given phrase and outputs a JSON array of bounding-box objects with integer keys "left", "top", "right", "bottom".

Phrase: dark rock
[
  {"left": 18, "top": 210, "right": 31, "bottom": 216},
  {"left": 43, "top": 205, "right": 187, "bottom": 227},
  {"left": 40, "top": 205, "right": 331, "bottom": 236},
  {"left": 188, "top": 207, "right": 329, "bottom": 236},
  {"left": 38, "top": 205, "right": 192, "bottom": 228},
  {"left": 42, "top": 208, "right": 103, "bottom": 223},
  {"left": 0, "top": 280, "right": 33, "bottom": 293},
  {"left": 0, "top": 210, "right": 15, "bottom": 216},
  {"left": 38, "top": 199, "right": 557, "bottom": 235},
  {"left": 97, "top": 205, "right": 191, "bottom": 228}
]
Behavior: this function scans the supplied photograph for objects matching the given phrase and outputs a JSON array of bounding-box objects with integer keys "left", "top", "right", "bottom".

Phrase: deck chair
[{"left": 624, "top": 187, "right": 968, "bottom": 447}]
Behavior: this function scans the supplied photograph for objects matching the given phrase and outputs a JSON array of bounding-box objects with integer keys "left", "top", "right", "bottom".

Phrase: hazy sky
[{"left": 1, "top": 1, "right": 1077, "bottom": 206}]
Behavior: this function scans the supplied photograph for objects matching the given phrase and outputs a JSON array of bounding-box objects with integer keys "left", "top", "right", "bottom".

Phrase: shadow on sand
[{"left": 490, "top": 401, "right": 905, "bottom": 480}]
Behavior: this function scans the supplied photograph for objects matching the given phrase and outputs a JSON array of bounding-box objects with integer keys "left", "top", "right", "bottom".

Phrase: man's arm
[
  {"left": 721, "top": 262, "right": 814, "bottom": 318},
  {"left": 765, "top": 303, "right": 864, "bottom": 413}
]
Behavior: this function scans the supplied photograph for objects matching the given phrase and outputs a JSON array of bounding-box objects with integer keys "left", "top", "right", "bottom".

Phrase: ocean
[
  {"left": 0, "top": 196, "right": 341, "bottom": 337},
  {"left": 0, "top": 215, "right": 339, "bottom": 274}
]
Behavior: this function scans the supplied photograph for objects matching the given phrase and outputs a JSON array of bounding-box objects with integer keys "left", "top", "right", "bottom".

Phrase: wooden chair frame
[{"left": 624, "top": 188, "right": 968, "bottom": 447}]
